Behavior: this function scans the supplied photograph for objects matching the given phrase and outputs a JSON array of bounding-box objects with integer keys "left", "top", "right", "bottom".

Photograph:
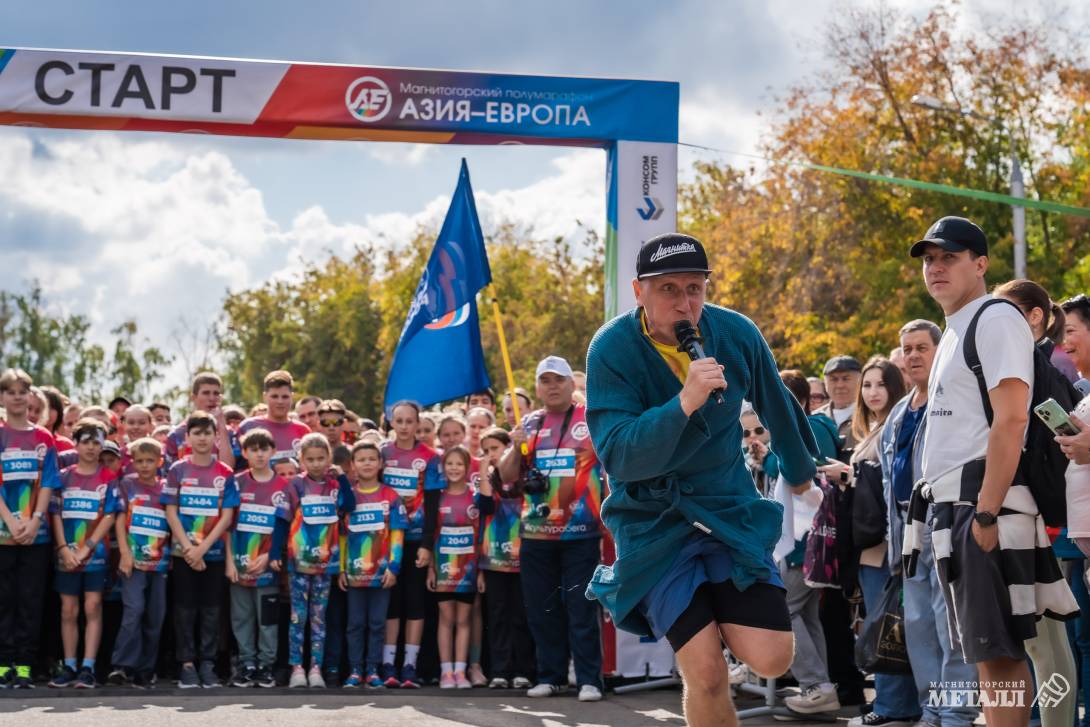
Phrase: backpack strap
[{"left": 963, "top": 298, "right": 1023, "bottom": 427}]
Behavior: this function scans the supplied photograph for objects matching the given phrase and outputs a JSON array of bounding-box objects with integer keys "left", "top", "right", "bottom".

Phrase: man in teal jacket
[{"left": 585, "top": 233, "right": 818, "bottom": 727}]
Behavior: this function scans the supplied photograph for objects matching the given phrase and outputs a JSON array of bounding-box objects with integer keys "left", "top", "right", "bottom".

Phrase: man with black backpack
[{"left": 902, "top": 217, "right": 1078, "bottom": 727}]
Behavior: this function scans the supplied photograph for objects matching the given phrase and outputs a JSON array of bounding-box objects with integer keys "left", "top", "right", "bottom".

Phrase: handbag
[
  {"left": 854, "top": 574, "right": 912, "bottom": 675},
  {"left": 802, "top": 475, "right": 839, "bottom": 589},
  {"left": 851, "top": 459, "right": 887, "bottom": 550}
]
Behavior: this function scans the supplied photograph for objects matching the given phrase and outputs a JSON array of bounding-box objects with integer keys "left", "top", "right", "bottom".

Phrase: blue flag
[{"left": 384, "top": 159, "right": 492, "bottom": 410}]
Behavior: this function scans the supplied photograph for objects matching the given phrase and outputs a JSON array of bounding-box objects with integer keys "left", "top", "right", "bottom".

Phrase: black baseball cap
[
  {"left": 823, "top": 355, "right": 862, "bottom": 376},
  {"left": 909, "top": 216, "right": 988, "bottom": 258},
  {"left": 636, "top": 233, "right": 712, "bottom": 279},
  {"left": 109, "top": 395, "right": 132, "bottom": 409}
]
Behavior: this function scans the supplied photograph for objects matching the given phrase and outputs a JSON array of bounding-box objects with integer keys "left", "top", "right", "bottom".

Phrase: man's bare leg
[
  {"left": 720, "top": 623, "right": 794, "bottom": 679},
  {"left": 675, "top": 622, "right": 735, "bottom": 727}
]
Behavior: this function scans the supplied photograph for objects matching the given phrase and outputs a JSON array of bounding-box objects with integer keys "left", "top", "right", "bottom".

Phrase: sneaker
[
  {"left": 527, "top": 682, "right": 564, "bottom": 697},
  {"left": 512, "top": 676, "right": 532, "bottom": 689},
  {"left": 12, "top": 665, "right": 33, "bottom": 689},
  {"left": 0, "top": 666, "right": 12, "bottom": 689},
  {"left": 107, "top": 667, "right": 133, "bottom": 686},
  {"left": 132, "top": 671, "right": 154, "bottom": 689},
  {"left": 343, "top": 671, "right": 363, "bottom": 688},
  {"left": 177, "top": 664, "right": 201, "bottom": 689},
  {"left": 454, "top": 670, "right": 471, "bottom": 689},
  {"left": 489, "top": 677, "right": 509, "bottom": 689},
  {"left": 848, "top": 715, "right": 920, "bottom": 727},
  {"left": 198, "top": 661, "right": 221, "bottom": 688},
  {"left": 439, "top": 671, "right": 456, "bottom": 689},
  {"left": 74, "top": 666, "right": 96, "bottom": 689},
  {"left": 308, "top": 665, "right": 325, "bottom": 688},
  {"left": 467, "top": 663, "right": 487, "bottom": 687},
  {"left": 231, "top": 665, "right": 256, "bottom": 688},
  {"left": 49, "top": 666, "right": 77, "bottom": 688},
  {"left": 579, "top": 684, "right": 603, "bottom": 702},
  {"left": 400, "top": 664, "right": 421, "bottom": 689},
  {"left": 254, "top": 666, "right": 277, "bottom": 689},
  {"left": 288, "top": 666, "right": 307, "bottom": 688},
  {"left": 380, "top": 663, "right": 400, "bottom": 689},
  {"left": 728, "top": 661, "right": 749, "bottom": 685},
  {"left": 365, "top": 671, "right": 384, "bottom": 689},
  {"left": 323, "top": 668, "right": 340, "bottom": 688},
  {"left": 784, "top": 684, "right": 841, "bottom": 715}
]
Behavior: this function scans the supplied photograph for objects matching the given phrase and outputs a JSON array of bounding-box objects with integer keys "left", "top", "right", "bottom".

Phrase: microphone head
[{"left": 673, "top": 319, "right": 697, "bottom": 344}]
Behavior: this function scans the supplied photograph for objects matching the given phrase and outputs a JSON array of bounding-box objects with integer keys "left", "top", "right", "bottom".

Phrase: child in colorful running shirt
[
  {"left": 0, "top": 368, "right": 62, "bottom": 689},
  {"left": 378, "top": 401, "right": 438, "bottom": 688},
  {"left": 48, "top": 419, "right": 122, "bottom": 689},
  {"left": 225, "top": 428, "right": 291, "bottom": 689},
  {"left": 339, "top": 441, "right": 407, "bottom": 688},
  {"left": 283, "top": 433, "right": 353, "bottom": 688},
  {"left": 236, "top": 370, "right": 311, "bottom": 469},
  {"left": 432, "top": 413, "right": 486, "bottom": 684},
  {"left": 476, "top": 427, "right": 534, "bottom": 688},
  {"left": 107, "top": 437, "right": 171, "bottom": 688},
  {"left": 162, "top": 373, "right": 237, "bottom": 470},
  {"left": 162, "top": 411, "right": 239, "bottom": 689},
  {"left": 420, "top": 445, "right": 479, "bottom": 690}
]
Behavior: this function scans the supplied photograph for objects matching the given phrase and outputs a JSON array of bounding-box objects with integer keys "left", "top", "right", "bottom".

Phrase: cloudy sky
[{"left": 0, "top": 0, "right": 1067, "bottom": 388}]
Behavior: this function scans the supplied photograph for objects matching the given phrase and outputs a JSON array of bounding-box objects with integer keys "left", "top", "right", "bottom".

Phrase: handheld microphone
[{"left": 673, "top": 320, "right": 725, "bottom": 405}]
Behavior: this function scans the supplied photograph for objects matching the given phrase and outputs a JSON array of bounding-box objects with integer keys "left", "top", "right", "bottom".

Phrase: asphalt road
[{"left": 0, "top": 685, "right": 857, "bottom": 726}]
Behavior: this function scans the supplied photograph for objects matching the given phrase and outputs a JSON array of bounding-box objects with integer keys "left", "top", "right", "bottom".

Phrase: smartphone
[{"left": 1033, "top": 398, "right": 1080, "bottom": 436}]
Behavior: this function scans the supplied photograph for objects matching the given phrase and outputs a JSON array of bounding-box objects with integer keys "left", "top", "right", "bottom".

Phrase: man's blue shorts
[{"left": 637, "top": 531, "right": 789, "bottom": 650}]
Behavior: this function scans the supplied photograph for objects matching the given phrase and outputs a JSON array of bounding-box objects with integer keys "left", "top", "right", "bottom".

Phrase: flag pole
[{"left": 486, "top": 285, "right": 527, "bottom": 455}]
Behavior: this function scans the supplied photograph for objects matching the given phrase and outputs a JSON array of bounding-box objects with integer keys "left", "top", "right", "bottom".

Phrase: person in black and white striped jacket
[{"left": 901, "top": 216, "right": 1078, "bottom": 727}]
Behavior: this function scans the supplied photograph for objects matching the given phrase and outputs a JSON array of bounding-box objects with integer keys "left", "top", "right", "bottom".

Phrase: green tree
[
  {"left": 0, "top": 283, "right": 170, "bottom": 403},
  {"left": 220, "top": 246, "right": 386, "bottom": 414},
  {"left": 683, "top": 3, "right": 1090, "bottom": 373}
]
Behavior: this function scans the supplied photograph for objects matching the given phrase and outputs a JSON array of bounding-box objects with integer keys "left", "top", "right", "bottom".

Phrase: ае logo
[
  {"left": 637, "top": 196, "right": 663, "bottom": 221},
  {"left": 345, "top": 76, "right": 392, "bottom": 123}
]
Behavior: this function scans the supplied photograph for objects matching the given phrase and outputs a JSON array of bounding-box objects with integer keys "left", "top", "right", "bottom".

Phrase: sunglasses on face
[
  {"left": 319, "top": 417, "right": 344, "bottom": 427},
  {"left": 810, "top": 393, "right": 828, "bottom": 402},
  {"left": 742, "top": 427, "right": 766, "bottom": 438}
]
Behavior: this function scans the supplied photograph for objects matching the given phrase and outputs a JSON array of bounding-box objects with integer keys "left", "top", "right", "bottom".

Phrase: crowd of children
[{"left": 0, "top": 365, "right": 572, "bottom": 692}]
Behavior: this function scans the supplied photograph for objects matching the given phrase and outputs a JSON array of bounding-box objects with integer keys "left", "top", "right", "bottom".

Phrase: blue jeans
[
  {"left": 111, "top": 570, "right": 167, "bottom": 673},
  {"left": 346, "top": 587, "right": 391, "bottom": 673},
  {"left": 1065, "top": 559, "right": 1090, "bottom": 727},
  {"left": 521, "top": 537, "right": 602, "bottom": 689},
  {"left": 858, "top": 565, "right": 921, "bottom": 719},
  {"left": 902, "top": 522, "right": 980, "bottom": 727}
]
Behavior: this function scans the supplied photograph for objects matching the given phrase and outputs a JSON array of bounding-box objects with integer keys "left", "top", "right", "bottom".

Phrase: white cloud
[{"left": 366, "top": 142, "right": 436, "bottom": 166}]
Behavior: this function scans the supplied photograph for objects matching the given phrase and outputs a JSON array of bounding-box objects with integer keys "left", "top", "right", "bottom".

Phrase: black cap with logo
[
  {"left": 909, "top": 216, "right": 988, "bottom": 258},
  {"left": 636, "top": 233, "right": 712, "bottom": 280}
]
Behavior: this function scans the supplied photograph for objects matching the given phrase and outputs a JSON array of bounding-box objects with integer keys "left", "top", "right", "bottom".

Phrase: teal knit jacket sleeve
[{"left": 740, "top": 315, "right": 819, "bottom": 486}]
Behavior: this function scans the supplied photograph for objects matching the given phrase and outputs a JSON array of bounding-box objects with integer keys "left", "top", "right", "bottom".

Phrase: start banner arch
[{"left": 0, "top": 47, "right": 678, "bottom": 317}]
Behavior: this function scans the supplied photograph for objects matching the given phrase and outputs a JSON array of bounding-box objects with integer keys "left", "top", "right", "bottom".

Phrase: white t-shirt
[
  {"left": 831, "top": 405, "right": 855, "bottom": 428},
  {"left": 921, "top": 294, "right": 1034, "bottom": 483},
  {"left": 1066, "top": 394, "right": 1090, "bottom": 537}
]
